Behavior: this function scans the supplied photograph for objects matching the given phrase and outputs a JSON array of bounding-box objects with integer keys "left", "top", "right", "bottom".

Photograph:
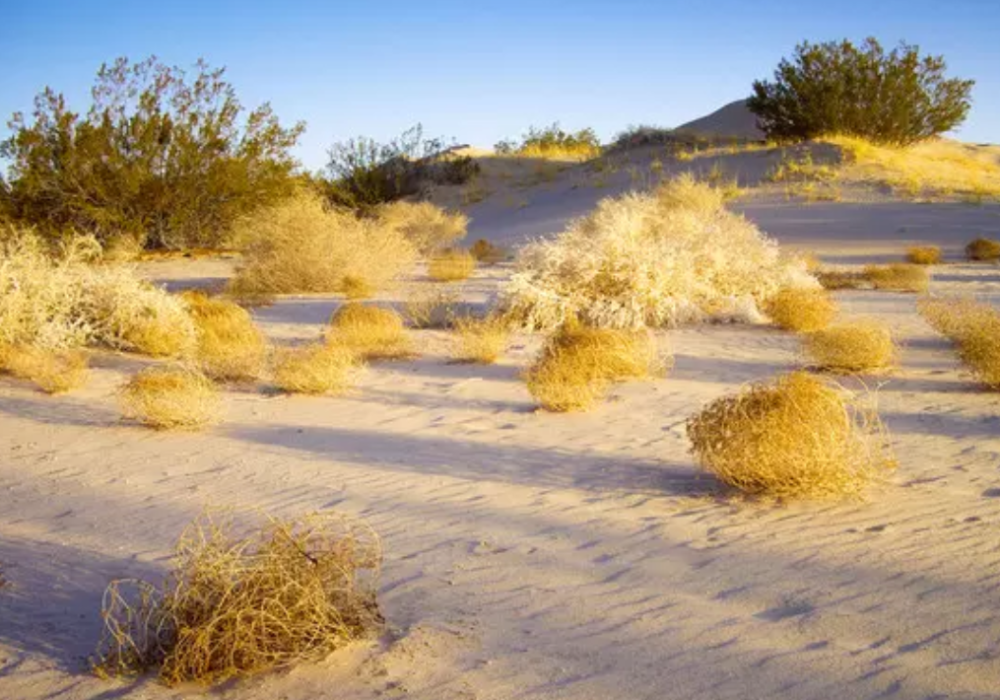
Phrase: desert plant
[
  {"left": 272, "top": 343, "right": 362, "bottom": 395},
  {"left": 501, "top": 175, "right": 817, "bottom": 330},
  {"left": 816, "top": 269, "right": 868, "bottom": 290},
  {"left": 525, "top": 324, "right": 665, "bottom": 412},
  {"left": 918, "top": 296, "right": 1000, "bottom": 388},
  {"left": 183, "top": 292, "right": 267, "bottom": 381},
  {"left": 119, "top": 367, "right": 220, "bottom": 430},
  {"left": 498, "top": 123, "right": 601, "bottom": 161},
  {"left": 1, "top": 57, "right": 303, "bottom": 249},
  {"left": 863, "top": 263, "right": 930, "bottom": 292},
  {"left": 469, "top": 238, "right": 508, "bottom": 264},
  {"left": 687, "top": 372, "right": 895, "bottom": 499},
  {"left": 428, "top": 249, "right": 476, "bottom": 282},
  {"left": 748, "top": 38, "right": 974, "bottom": 145},
  {"left": 1, "top": 345, "right": 89, "bottom": 393},
  {"left": 764, "top": 288, "right": 837, "bottom": 332},
  {"left": 341, "top": 276, "right": 375, "bottom": 300},
  {"left": 376, "top": 201, "right": 468, "bottom": 255},
  {"left": 906, "top": 246, "right": 942, "bottom": 265},
  {"left": 401, "top": 287, "right": 460, "bottom": 329},
  {"left": 803, "top": 321, "right": 896, "bottom": 373},
  {"left": 228, "top": 194, "right": 416, "bottom": 296},
  {"left": 965, "top": 237, "right": 1000, "bottom": 262},
  {"left": 452, "top": 316, "right": 510, "bottom": 364},
  {"left": 92, "top": 511, "right": 382, "bottom": 686},
  {"left": 327, "top": 303, "right": 412, "bottom": 360}
]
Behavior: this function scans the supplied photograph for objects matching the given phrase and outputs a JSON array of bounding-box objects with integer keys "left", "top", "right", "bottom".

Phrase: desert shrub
[
  {"left": 401, "top": 287, "right": 460, "bottom": 329},
  {"left": 803, "top": 321, "right": 896, "bottom": 373},
  {"left": 469, "top": 238, "right": 508, "bottom": 264},
  {"left": 376, "top": 201, "right": 468, "bottom": 254},
  {"left": 1, "top": 57, "right": 302, "bottom": 250},
  {"left": 327, "top": 303, "right": 412, "bottom": 360},
  {"left": 686, "top": 372, "right": 895, "bottom": 498},
  {"left": 341, "top": 276, "right": 375, "bottom": 300},
  {"left": 965, "top": 237, "right": 1000, "bottom": 262},
  {"left": 906, "top": 246, "right": 942, "bottom": 265},
  {"left": 452, "top": 316, "right": 510, "bottom": 364},
  {"left": 501, "top": 175, "right": 817, "bottom": 330},
  {"left": 2, "top": 345, "right": 89, "bottom": 393},
  {"left": 272, "top": 343, "right": 362, "bottom": 395},
  {"left": 496, "top": 123, "right": 601, "bottom": 161},
  {"left": 918, "top": 296, "right": 1000, "bottom": 389},
  {"left": 119, "top": 367, "right": 220, "bottom": 430},
  {"left": 525, "top": 324, "right": 666, "bottom": 412},
  {"left": 748, "top": 38, "right": 973, "bottom": 145},
  {"left": 183, "top": 292, "right": 267, "bottom": 381},
  {"left": 764, "top": 288, "right": 837, "bottom": 332},
  {"left": 608, "top": 124, "right": 680, "bottom": 151},
  {"left": 816, "top": 269, "right": 868, "bottom": 290},
  {"left": 228, "top": 194, "right": 415, "bottom": 296},
  {"left": 93, "top": 511, "right": 381, "bottom": 685},
  {"left": 428, "top": 249, "right": 476, "bottom": 282},
  {"left": 863, "top": 263, "right": 929, "bottom": 292}
]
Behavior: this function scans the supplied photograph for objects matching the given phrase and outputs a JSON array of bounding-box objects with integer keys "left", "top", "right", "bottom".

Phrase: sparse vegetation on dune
[
  {"left": 764, "top": 288, "right": 837, "bottom": 332},
  {"left": 93, "top": 511, "right": 382, "bottom": 686},
  {"left": 327, "top": 303, "right": 412, "bottom": 360},
  {"left": 119, "top": 367, "right": 220, "bottom": 430},
  {"left": 525, "top": 323, "right": 666, "bottom": 412},
  {"left": 918, "top": 296, "right": 1000, "bottom": 389},
  {"left": 687, "top": 372, "right": 895, "bottom": 499},
  {"left": 815, "top": 269, "right": 868, "bottom": 291},
  {"left": 803, "top": 321, "right": 896, "bottom": 373},
  {"left": 428, "top": 249, "right": 476, "bottom": 282},
  {"left": 965, "top": 237, "right": 1000, "bottom": 262},
  {"left": 863, "top": 263, "right": 930, "bottom": 293},
  {"left": 502, "top": 175, "right": 817, "bottom": 330},
  {"left": 183, "top": 292, "right": 268, "bottom": 382},
  {"left": 1, "top": 345, "right": 89, "bottom": 393},
  {"left": 452, "top": 316, "right": 510, "bottom": 364},
  {"left": 272, "top": 343, "right": 362, "bottom": 395},
  {"left": 495, "top": 123, "right": 601, "bottom": 161},
  {"left": 376, "top": 201, "right": 468, "bottom": 255},
  {"left": 907, "top": 246, "right": 942, "bottom": 265}
]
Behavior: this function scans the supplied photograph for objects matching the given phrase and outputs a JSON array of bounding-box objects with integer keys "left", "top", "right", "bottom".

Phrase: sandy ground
[{"left": 3, "top": 191, "right": 1000, "bottom": 699}]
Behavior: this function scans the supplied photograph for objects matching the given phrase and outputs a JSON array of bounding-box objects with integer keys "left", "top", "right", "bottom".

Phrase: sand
[{"left": 2, "top": 179, "right": 1000, "bottom": 699}]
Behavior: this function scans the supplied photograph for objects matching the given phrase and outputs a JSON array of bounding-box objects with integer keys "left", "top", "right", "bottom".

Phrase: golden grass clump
[
  {"left": 918, "top": 296, "right": 1000, "bottom": 389},
  {"left": 965, "top": 237, "right": 1000, "bottom": 262},
  {"left": 376, "top": 200, "right": 469, "bottom": 254},
  {"left": 452, "top": 316, "right": 510, "bottom": 364},
  {"left": 686, "top": 372, "right": 895, "bottom": 499},
  {"left": 525, "top": 324, "right": 666, "bottom": 412},
  {"left": 92, "top": 511, "right": 382, "bottom": 686},
  {"left": 863, "top": 263, "right": 930, "bottom": 293},
  {"left": 341, "top": 275, "right": 375, "bottom": 300},
  {"left": 119, "top": 367, "right": 221, "bottom": 430},
  {"left": 327, "top": 303, "right": 412, "bottom": 360},
  {"left": 402, "top": 287, "right": 460, "bottom": 329},
  {"left": 764, "top": 288, "right": 837, "bottom": 332},
  {"left": 906, "top": 246, "right": 942, "bottom": 265},
  {"left": 1, "top": 345, "right": 89, "bottom": 394},
  {"left": 428, "top": 249, "right": 476, "bottom": 282},
  {"left": 272, "top": 343, "right": 363, "bottom": 395},
  {"left": 815, "top": 269, "right": 867, "bottom": 290},
  {"left": 183, "top": 292, "right": 268, "bottom": 382},
  {"left": 803, "top": 321, "right": 896, "bottom": 373}
]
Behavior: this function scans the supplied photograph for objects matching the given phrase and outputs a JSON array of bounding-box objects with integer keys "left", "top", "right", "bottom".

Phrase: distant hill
[{"left": 676, "top": 99, "right": 764, "bottom": 141}]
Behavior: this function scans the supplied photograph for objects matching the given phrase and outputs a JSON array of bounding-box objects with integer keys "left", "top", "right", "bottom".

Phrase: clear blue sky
[{"left": 2, "top": 0, "right": 998, "bottom": 171}]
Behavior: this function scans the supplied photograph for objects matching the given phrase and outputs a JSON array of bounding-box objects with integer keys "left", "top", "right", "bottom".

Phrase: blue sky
[{"left": 2, "top": 0, "right": 998, "bottom": 171}]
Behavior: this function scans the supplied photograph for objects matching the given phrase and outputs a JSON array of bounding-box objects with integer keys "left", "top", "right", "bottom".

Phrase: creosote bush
[
  {"left": 119, "top": 367, "right": 220, "bottom": 430},
  {"left": 428, "top": 249, "right": 476, "bottom": 282},
  {"left": 452, "top": 316, "right": 510, "bottom": 364},
  {"left": 327, "top": 303, "right": 412, "bottom": 360},
  {"left": 272, "top": 343, "right": 362, "bottom": 395},
  {"left": 906, "top": 246, "right": 942, "bottom": 265},
  {"left": 183, "top": 292, "right": 267, "bottom": 382},
  {"left": 918, "top": 296, "right": 1000, "bottom": 389},
  {"left": 1, "top": 345, "right": 89, "bottom": 393},
  {"left": 965, "top": 237, "right": 1000, "bottom": 262},
  {"left": 863, "top": 263, "right": 929, "bottom": 293},
  {"left": 92, "top": 511, "right": 382, "bottom": 686},
  {"left": 764, "top": 288, "right": 837, "bottom": 332},
  {"left": 525, "top": 323, "right": 666, "bottom": 412},
  {"left": 803, "top": 321, "right": 896, "bottom": 373},
  {"left": 376, "top": 201, "right": 469, "bottom": 255},
  {"left": 687, "top": 372, "right": 895, "bottom": 499}
]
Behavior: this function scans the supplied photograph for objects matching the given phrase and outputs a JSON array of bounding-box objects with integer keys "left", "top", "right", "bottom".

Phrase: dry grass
[
  {"left": 803, "top": 321, "right": 896, "bottom": 374},
  {"left": 1, "top": 345, "right": 89, "bottom": 393},
  {"left": 687, "top": 372, "right": 895, "bottom": 499},
  {"left": 965, "top": 237, "right": 1000, "bottom": 262},
  {"left": 906, "top": 246, "right": 942, "bottom": 265},
  {"left": 863, "top": 264, "right": 930, "bottom": 293},
  {"left": 918, "top": 296, "right": 1000, "bottom": 389},
  {"left": 229, "top": 194, "right": 416, "bottom": 296},
  {"left": 327, "top": 303, "right": 412, "bottom": 360},
  {"left": 272, "top": 343, "right": 363, "bottom": 395},
  {"left": 183, "top": 292, "right": 268, "bottom": 382},
  {"left": 341, "top": 275, "right": 375, "bottom": 300},
  {"left": 525, "top": 324, "right": 666, "bottom": 412},
  {"left": 401, "top": 287, "right": 460, "bottom": 329},
  {"left": 764, "top": 288, "right": 837, "bottom": 332},
  {"left": 469, "top": 239, "right": 509, "bottom": 265},
  {"left": 428, "top": 249, "right": 476, "bottom": 282},
  {"left": 92, "top": 511, "right": 382, "bottom": 686},
  {"left": 119, "top": 367, "right": 221, "bottom": 430},
  {"left": 452, "top": 316, "right": 510, "bottom": 364},
  {"left": 816, "top": 269, "right": 868, "bottom": 290},
  {"left": 376, "top": 201, "right": 468, "bottom": 254}
]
